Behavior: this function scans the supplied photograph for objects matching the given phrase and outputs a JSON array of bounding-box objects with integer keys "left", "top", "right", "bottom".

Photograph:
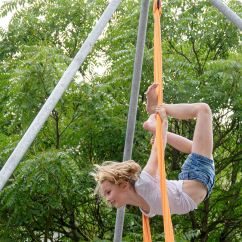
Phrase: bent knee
[{"left": 196, "top": 103, "right": 212, "bottom": 117}]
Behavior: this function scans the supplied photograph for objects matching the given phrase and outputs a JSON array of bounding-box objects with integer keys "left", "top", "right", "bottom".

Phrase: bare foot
[
  {"left": 146, "top": 83, "right": 159, "bottom": 114},
  {"left": 143, "top": 114, "right": 156, "bottom": 135},
  {"left": 156, "top": 104, "right": 167, "bottom": 121}
]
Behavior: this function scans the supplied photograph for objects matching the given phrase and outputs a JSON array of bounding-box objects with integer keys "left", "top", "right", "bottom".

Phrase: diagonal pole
[
  {"left": 113, "top": 0, "right": 150, "bottom": 241},
  {"left": 208, "top": 0, "right": 242, "bottom": 31},
  {"left": 0, "top": 0, "right": 123, "bottom": 192}
]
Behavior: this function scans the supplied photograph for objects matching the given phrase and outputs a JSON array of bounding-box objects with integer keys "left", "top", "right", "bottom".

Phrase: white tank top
[{"left": 135, "top": 171, "right": 197, "bottom": 217}]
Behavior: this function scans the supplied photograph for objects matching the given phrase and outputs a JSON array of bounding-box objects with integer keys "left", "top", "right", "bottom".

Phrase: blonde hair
[{"left": 91, "top": 160, "right": 141, "bottom": 196}]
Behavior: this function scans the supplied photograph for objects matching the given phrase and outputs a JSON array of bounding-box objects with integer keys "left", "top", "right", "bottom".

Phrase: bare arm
[
  {"left": 143, "top": 143, "right": 158, "bottom": 179},
  {"left": 167, "top": 132, "right": 192, "bottom": 154},
  {"left": 143, "top": 118, "right": 168, "bottom": 179}
]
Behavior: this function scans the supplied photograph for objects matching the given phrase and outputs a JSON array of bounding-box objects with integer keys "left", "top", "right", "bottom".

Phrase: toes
[
  {"left": 146, "top": 83, "right": 159, "bottom": 94},
  {"left": 151, "top": 83, "right": 159, "bottom": 89}
]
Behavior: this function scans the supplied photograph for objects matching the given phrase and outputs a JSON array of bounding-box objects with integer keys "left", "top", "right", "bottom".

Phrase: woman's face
[{"left": 100, "top": 180, "right": 127, "bottom": 208}]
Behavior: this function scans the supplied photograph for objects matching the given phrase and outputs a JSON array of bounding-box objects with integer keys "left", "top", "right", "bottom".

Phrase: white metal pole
[
  {"left": 0, "top": 0, "right": 122, "bottom": 192},
  {"left": 208, "top": 0, "right": 242, "bottom": 31},
  {"left": 113, "top": 0, "right": 150, "bottom": 241}
]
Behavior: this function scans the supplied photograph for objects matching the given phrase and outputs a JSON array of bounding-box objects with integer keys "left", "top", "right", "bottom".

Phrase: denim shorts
[{"left": 178, "top": 152, "right": 215, "bottom": 200}]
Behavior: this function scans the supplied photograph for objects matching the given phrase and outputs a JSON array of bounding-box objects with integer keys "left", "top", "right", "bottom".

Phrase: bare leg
[
  {"left": 163, "top": 103, "right": 213, "bottom": 159},
  {"left": 167, "top": 132, "right": 193, "bottom": 154},
  {"left": 146, "top": 83, "right": 159, "bottom": 114}
]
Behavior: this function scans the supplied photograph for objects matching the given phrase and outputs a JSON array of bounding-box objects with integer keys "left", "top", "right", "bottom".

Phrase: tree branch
[
  {"left": 23, "top": 223, "right": 42, "bottom": 242},
  {"left": 213, "top": 119, "right": 237, "bottom": 151},
  {"left": 168, "top": 41, "right": 192, "bottom": 64},
  {"left": 44, "top": 207, "right": 54, "bottom": 242},
  {"left": 216, "top": 150, "right": 242, "bottom": 174}
]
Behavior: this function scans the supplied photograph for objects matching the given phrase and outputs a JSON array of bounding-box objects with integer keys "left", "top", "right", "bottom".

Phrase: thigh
[{"left": 191, "top": 104, "right": 213, "bottom": 159}]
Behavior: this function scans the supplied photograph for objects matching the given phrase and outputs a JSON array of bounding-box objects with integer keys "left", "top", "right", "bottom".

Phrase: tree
[
  {"left": 0, "top": 0, "right": 242, "bottom": 241},
  {"left": 0, "top": 0, "right": 124, "bottom": 241}
]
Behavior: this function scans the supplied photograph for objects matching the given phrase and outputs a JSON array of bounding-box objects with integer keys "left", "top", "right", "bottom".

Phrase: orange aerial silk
[
  {"left": 142, "top": 214, "right": 152, "bottom": 242},
  {"left": 142, "top": 0, "right": 174, "bottom": 241}
]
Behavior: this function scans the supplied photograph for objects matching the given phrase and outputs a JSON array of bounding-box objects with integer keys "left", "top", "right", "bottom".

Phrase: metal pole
[
  {"left": 208, "top": 0, "right": 242, "bottom": 31},
  {"left": 113, "top": 0, "right": 150, "bottom": 241},
  {"left": 114, "top": 1, "right": 241, "bottom": 241},
  {"left": 0, "top": 0, "right": 123, "bottom": 192}
]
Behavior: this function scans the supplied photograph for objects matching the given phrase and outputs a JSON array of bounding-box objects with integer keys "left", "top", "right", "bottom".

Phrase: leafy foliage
[{"left": 0, "top": 0, "right": 242, "bottom": 241}]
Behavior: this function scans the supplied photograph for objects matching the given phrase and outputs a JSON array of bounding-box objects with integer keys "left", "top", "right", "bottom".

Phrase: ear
[{"left": 121, "top": 181, "right": 129, "bottom": 191}]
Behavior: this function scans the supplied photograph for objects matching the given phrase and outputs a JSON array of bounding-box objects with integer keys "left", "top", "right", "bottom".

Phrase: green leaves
[
  {"left": 0, "top": 0, "right": 242, "bottom": 241},
  {"left": 0, "top": 150, "right": 109, "bottom": 241}
]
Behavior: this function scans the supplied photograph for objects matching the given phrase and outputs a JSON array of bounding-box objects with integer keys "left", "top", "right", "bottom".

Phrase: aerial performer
[{"left": 91, "top": 83, "right": 215, "bottom": 217}]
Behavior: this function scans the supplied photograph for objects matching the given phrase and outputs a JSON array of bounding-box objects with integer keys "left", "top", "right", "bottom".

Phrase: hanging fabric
[
  {"left": 142, "top": 214, "right": 152, "bottom": 242},
  {"left": 142, "top": 0, "right": 174, "bottom": 241}
]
